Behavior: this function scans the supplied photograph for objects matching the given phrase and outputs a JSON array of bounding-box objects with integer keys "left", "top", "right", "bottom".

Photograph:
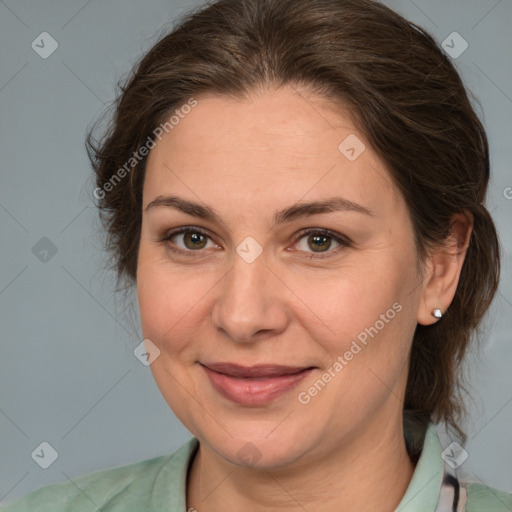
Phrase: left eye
[{"left": 294, "top": 229, "right": 348, "bottom": 256}]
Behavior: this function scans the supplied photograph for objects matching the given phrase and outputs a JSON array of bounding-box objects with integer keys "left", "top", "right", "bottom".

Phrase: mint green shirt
[{"left": 2, "top": 425, "right": 511, "bottom": 511}]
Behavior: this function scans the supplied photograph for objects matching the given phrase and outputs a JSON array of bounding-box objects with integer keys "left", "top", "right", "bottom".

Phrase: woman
[{"left": 3, "top": 0, "right": 510, "bottom": 510}]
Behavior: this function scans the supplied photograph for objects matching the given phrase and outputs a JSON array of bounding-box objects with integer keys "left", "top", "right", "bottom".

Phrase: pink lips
[{"left": 201, "top": 362, "right": 314, "bottom": 406}]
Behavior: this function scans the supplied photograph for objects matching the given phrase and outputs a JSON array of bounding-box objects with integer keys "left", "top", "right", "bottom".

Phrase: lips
[
  {"left": 200, "top": 362, "right": 315, "bottom": 406},
  {"left": 202, "top": 362, "right": 312, "bottom": 378}
]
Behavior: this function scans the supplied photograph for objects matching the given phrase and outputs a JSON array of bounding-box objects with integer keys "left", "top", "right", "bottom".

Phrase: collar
[{"left": 395, "top": 423, "right": 446, "bottom": 511}]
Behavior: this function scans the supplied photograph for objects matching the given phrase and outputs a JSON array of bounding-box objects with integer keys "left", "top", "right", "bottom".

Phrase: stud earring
[{"left": 432, "top": 308, "right": 443, "bottom": 319}]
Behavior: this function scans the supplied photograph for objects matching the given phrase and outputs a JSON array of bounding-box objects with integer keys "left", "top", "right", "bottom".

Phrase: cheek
[
  {"left": 288, "top": 257, "right": 410, "bottom": 348},
  {"left": 288, "top": 255, "right": 417, "bottom": 416},
  {"left": 138, "top": 280, "right": 192, "bottom": 351},
  {"left": 136, "top": 244, "right": 223, "bottom": 360},
  {"left": 291, "top": 265, "right": 414, "bottom": 419},
  {"left": 136, "top": 246, "right": 191, "bottom": 350},
  {"left": 136, "top": 253, "right": 206, "bottom": 424}
]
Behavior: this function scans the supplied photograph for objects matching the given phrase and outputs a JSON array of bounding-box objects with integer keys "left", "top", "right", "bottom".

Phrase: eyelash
[{"left": 158, "top": 226, "right": 351, "bottom": 260}]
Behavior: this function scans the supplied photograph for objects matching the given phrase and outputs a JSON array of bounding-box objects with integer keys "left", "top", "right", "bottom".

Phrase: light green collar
[{"left": 395, "top": 423, "right": 444, "bottom": 511}]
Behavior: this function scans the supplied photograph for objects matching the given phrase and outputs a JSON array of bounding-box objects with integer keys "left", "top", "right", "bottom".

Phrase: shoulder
[
  {"left": 466, "top": 481, "right": 512, "bottom": 512},
  {"left": 1, "top": 438, "right": 198, "bottom": 512},
  {"left": 0, "top": 457, "right": 171, "bottom": 512}
]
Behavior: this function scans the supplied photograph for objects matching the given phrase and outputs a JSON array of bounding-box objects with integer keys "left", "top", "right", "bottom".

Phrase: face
[{"left": 137, "top": 85, "right": 425, "bottom": 469}]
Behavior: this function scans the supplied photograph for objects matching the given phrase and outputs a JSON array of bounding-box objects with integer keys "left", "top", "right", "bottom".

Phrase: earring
[{"left": 432, "top": 308, "right": 443, "bottom": 319}]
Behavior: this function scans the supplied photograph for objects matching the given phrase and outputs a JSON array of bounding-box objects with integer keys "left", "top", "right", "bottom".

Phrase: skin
[{"left": 136, "top": 84, "right": 472, "bottom": 511}]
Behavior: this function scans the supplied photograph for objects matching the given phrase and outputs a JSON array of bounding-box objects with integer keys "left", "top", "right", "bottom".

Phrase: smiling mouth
[
  {"left": 200, "top": 362, "right": 316, "bottom": 405},
  {"left": 202, "top": 362, "right": 314, "bottom": 378}
]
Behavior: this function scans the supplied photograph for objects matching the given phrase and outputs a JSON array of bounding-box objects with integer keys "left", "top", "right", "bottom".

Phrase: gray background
[{"left": 0, "top": 0, "right": 511, "bottom": 505}]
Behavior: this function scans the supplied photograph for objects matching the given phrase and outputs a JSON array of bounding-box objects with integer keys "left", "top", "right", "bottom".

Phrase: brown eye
[
  {"left": 160, "top": 227, "right": 216, "bottom": 254},
  {"left": 182, "top": 231, "right": 208, "bottom": 250},
  {"left": 294, "top": 229, "right": 350, "bottom": 258},
  {"left": 307, "top": 234, "right": 332, "bottom": 252}
]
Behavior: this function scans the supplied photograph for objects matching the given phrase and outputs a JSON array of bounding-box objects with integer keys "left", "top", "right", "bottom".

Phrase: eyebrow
[{"left": 144, "top": 195, "right": 375, "bottom": 226}]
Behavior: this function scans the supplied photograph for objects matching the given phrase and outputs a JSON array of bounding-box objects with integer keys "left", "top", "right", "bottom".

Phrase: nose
[{"left": 211, "top": 250, "right": 289, "bottom": 343}]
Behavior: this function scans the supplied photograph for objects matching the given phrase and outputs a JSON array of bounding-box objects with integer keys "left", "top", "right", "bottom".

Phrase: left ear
[{"left": 417, "top": 211, "right": 474, "bottom": 326}]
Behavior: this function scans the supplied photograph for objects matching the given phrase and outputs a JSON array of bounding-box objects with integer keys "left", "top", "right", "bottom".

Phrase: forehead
[{"left": 143, "top": 86, "right": 401, "bottom": 218}]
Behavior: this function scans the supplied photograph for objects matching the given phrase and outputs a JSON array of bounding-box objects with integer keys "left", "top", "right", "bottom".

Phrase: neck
[{"left": 186, "top": 416, "right": 416, "bottom": 512}]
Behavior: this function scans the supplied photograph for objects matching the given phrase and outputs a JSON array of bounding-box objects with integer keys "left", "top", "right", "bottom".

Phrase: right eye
[{"left": 159, "top": 227, "right": 219, "bottom": 256}]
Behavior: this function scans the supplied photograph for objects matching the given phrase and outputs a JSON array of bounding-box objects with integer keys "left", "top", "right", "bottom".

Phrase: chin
[{"left": 197, "top": 421, "right": 320, "bottom": 470}]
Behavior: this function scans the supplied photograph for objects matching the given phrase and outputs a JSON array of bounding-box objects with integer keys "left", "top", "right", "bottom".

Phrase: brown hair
[{"left": 87, "top": 0, "right": 500, "bottom": 442}]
